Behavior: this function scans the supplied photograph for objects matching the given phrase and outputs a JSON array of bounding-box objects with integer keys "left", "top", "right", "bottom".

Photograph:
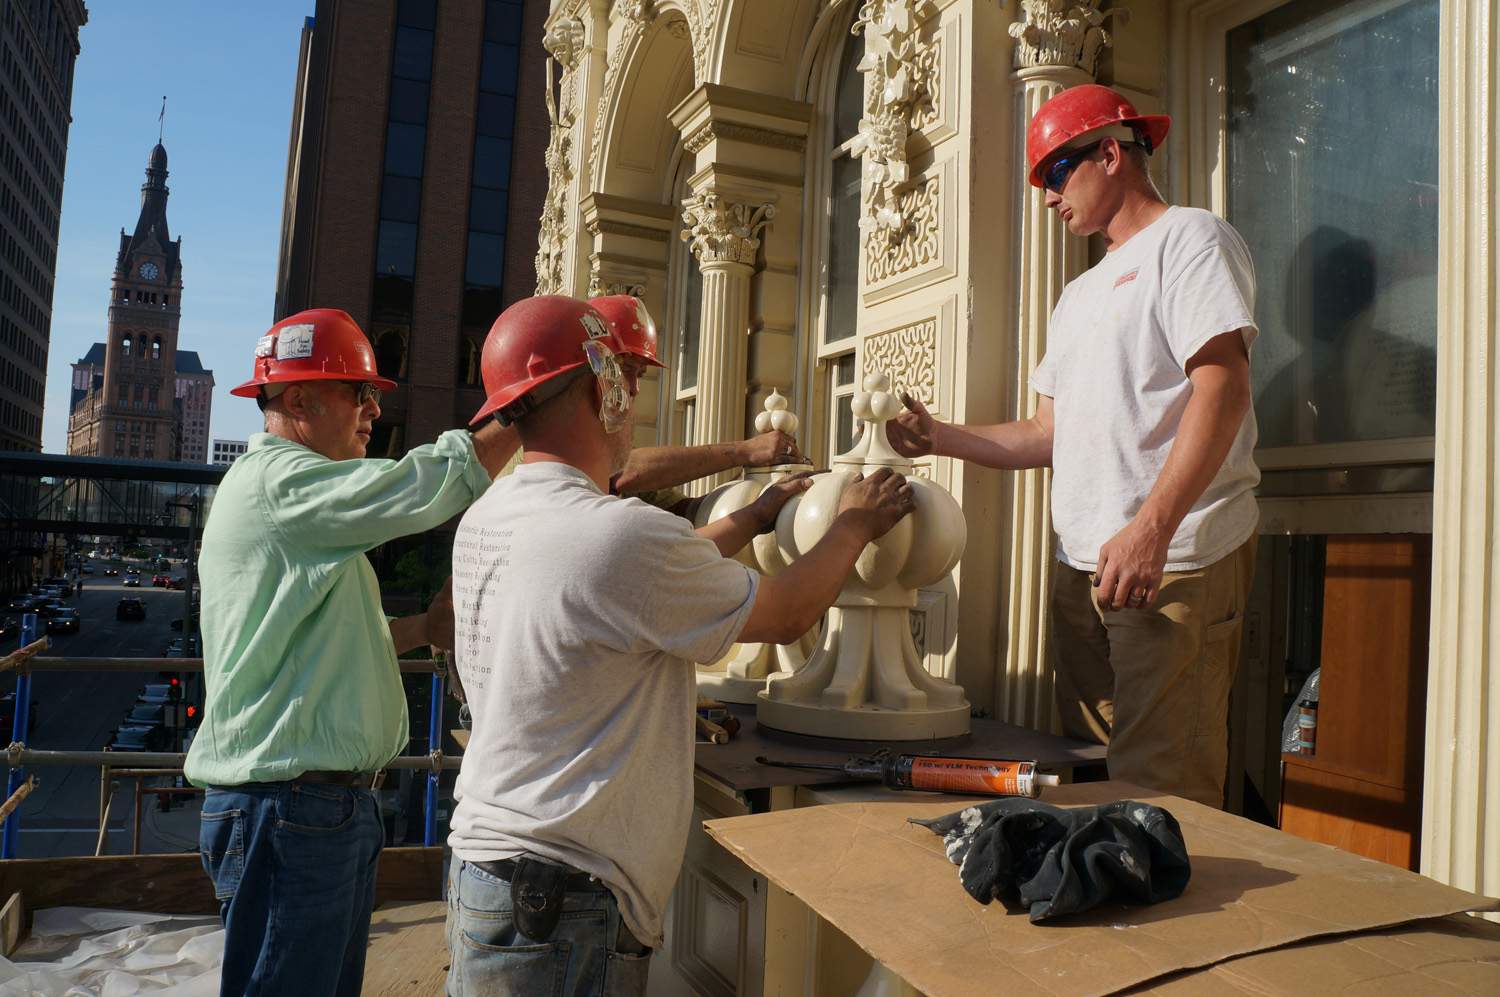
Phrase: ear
[
  {"left": 1100, "top": 137, "right": 1126, "bottom": 176},
  {"left": 281, "top": 383, "right": 314, "bottom": 418}
]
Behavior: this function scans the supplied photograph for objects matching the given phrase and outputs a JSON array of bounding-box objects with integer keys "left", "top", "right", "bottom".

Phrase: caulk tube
[{"left": 886, "top": 755, "right": 1062, "bottom": 798}]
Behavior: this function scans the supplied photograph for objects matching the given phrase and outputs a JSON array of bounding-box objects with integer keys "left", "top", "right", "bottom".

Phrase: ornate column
[
  {"left": 996, "top": 1, "right": 1119, "bottom": 729},
  {"left": 679, "top": 191, "right": 775, "bottom": 454},
  {"left": 1423, "top": 0, "right": 1499, "bottom": 915}
]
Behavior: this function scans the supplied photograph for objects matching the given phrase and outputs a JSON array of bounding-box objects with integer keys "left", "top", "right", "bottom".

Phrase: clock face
[{"left": 139, "top": 262, "right": 160, "bottom": 281}]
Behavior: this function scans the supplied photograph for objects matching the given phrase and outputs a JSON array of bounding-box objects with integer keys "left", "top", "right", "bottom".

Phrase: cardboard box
[{"left": 703, "top": 782, "right": 1498, "bottom": 996}]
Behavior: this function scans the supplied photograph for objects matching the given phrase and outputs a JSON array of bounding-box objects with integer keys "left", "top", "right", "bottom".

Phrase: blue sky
[{"left": 42, "top": 1, "right": 313, "bottom": 453}]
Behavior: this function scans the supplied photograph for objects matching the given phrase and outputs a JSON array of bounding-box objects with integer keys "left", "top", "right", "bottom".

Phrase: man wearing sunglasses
[
  {"left": 186, "top": 308, "right": 514, "bottom": 996},
  {"left": 888, "top": 84, "right": 1260, "bottom": 810}
]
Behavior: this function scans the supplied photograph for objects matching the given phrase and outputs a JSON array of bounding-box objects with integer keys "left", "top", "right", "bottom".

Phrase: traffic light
[{"left": 168, "top": 677, "right": 182, "bottom": 701}]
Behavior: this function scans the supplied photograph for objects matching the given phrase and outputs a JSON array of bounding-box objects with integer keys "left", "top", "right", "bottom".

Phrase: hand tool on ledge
[
  {"left": 756, "top": 748, "right": 1061, "bottom": 798},
  {"left": 696, "top": 697, "right": 740, "bottom": 744}
]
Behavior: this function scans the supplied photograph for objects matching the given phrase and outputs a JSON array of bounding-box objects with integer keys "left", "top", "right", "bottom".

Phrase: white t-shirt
[
  {"left": 1032, "top": 206, "right": 1260, "bottom": 571},
  {"left": 447, "top": 461, "right": 758, "bottom": 946}
]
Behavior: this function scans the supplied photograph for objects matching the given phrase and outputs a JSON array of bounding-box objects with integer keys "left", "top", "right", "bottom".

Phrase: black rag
[{"left": 909, "top": 798, "right": 1191, "bottom": 923}]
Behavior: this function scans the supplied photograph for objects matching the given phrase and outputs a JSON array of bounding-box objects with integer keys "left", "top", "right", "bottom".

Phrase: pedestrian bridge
[{"left": 0, "top": 452, "right": 224, "bottom": 542}]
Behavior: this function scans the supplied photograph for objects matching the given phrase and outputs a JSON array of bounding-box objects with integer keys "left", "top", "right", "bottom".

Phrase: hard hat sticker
[
  {"left": 254, "top": 335, "right": 276, "bottom": 358},
  {"left": 580, "top": 313, "right": 609, "bottom": 340},
  {"left": 276, "top": 324, "right": 316, "bottom": 360}
]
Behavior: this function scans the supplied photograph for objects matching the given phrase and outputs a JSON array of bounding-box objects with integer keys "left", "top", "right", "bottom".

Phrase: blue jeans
[
  {"left": 445, "top": 859, "right": 651, "bottom": 996},
  {"left": 199, "top": 783, "right": 384, "bottom": 996}
]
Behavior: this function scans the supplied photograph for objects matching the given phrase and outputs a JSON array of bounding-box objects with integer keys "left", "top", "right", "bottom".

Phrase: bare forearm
[
  {"left": 388, "top": 613, "right": 429, "bottom": 654},
  {"left": 470, "top": 421, "right": 522, "bottom": 478},
  {"left": 743, "top": 518, "right": 868, "bottom": 643},
  {"left": 696, "top": 506, "right": 763, "bottom": 558},
  {"left": 614, "top": 443, "right": 744, "bottom": 493},
  {"left": 1137, "top": 374, "right": 1250, "bottom": 535},
  {"left": 934, "top": 418, "right": 1052, "bottom": 469}
]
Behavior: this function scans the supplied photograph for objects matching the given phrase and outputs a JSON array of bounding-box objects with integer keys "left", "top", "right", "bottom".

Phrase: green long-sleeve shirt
[{"left": 184, "top": 431, "right": 491, "bottom": 787}]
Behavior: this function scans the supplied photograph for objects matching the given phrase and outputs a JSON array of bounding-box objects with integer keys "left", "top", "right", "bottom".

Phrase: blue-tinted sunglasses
[{"left": 1041, "top": 141, "right": 1104, "bottom": 194}]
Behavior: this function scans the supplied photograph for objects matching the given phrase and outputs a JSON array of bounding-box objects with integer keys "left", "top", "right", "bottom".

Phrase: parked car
[
  {"left": 163, "top": 636, "right": 200, "bottom": 658},
  {"left": 108, "top": 724, "right": 166, "bottom": 752},
  {"left": 35, "top": 600, "right": 69, "bottom": 619},
  {"left": 126, "top": 703, "right": 165, "bottom": 727},
  {"left": 168, "top": 577, "right": 189, "bottom": 591},
  {"left": 116, "top": 598, "right": 147, "bottom": 622},
  {"left": 42, "top": 578, "right": 73, "bottom": 596},
  {"left": 122, "top": 574, "right": 141, "bottom": 587},
  {"left": 80, "top": 564, "right": 94, "bottom": 575},
  {"left": 138, "top": 682, "right": 179, "bottom": 705},
  {"left": 45, "top": 609, "right": 80, "bottom": 634}
]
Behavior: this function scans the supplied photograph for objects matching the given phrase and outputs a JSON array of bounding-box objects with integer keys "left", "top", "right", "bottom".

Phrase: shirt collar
[{"left": 513, "top": 460, "right": 605, "bottom": 495}]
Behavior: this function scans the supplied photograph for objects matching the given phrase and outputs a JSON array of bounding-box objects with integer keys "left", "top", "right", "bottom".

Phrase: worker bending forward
[
  {"left": 186, "top": 309, "right": 510, "bottom": 996},
  {"left": 445, "top": 296, "right": 914, "bottom": 996}
]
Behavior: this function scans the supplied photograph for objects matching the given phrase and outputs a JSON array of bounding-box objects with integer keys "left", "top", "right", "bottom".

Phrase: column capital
[
  {"left": 1007, "top": 0, "right": 1125, "bottom": 76},
  {"left": 680, "top": 192, "right": 775, "bottom": 268}
]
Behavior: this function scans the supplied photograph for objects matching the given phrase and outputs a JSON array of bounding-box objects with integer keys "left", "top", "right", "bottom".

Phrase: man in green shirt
[{"left": 186, "top": 309, "right": 513, "bottom": 996}]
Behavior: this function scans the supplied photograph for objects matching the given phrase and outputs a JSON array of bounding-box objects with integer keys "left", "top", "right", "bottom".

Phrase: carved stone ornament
[
  {"left": 613, "top": 0, "right": 650, "bottom": 23},
  {"left": 849, "top": 0, "right": 938, "bottom": 245},
  {"left": 680, "top": 193, "right": 775, "bottom": 267},
  {"left": 542, "top": 15, "right": 586, "bottom": 72},
  {"left": 534, "top": 50, "right": 579, "bottom": 294},
  {"left": 863, "top": 317, "right": 937, "bottom": 402},
  {"left": 587, "top": 273, "right": 647, "bottom": 298},
  {"left": 1008, "top": 0, "right": 1126, "bottom": 74}
]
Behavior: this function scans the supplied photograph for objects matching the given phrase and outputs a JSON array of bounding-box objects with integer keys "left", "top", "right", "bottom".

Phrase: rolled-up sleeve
[{"left": 266, "top": 430, "right": 492, "bottom": 551}]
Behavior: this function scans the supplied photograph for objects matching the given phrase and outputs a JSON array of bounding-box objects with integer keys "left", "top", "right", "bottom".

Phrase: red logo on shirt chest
[{"left": 1113, "top": 267, "right": 1140, "bottom": 289}]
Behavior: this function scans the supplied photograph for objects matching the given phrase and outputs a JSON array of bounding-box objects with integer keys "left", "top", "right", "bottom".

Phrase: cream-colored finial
[{"left": 754, "top": 388, "right": 799, "bottom": 436}]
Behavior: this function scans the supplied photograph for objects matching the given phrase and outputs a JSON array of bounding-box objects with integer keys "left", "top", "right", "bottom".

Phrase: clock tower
[{"left": 67, "top": 142, "right": 185, "bottom": 459}]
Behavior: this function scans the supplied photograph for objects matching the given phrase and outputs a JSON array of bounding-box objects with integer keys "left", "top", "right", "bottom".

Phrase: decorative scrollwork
[
  {"left": 862, "top": 317, "right": 937, "bottom": 403},
  {"left": 864, "top": 174, "right": 940, "bottom": 284}
]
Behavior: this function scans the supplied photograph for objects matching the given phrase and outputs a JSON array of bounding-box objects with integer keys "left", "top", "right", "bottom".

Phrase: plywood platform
[{"left": 364, "top": 901, "right": 450, "bottom": 995}]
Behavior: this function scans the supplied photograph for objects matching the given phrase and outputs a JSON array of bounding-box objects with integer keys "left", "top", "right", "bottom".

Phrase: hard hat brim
[
  {"left": 231, "top": 370, "right": 399, "bottom": 399},
  {"left": 469, "top": 359, "right": 590, "bottom": 425}
]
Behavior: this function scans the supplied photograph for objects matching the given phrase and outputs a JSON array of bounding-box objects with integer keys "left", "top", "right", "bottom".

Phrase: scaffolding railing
[{"left": 0, "top": 613, "right": 457, "bottom": 857}]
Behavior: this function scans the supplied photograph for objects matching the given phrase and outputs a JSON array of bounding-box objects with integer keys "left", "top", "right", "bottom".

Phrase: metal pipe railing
[
  {"left": 1, "top": 614, "right": 38, "bottom": 857},
  {"left": 15, "top": 657, "right": 448, "bottom": 674},
  {"left": 5, "top": 747, "right": 461, "bottom": 770},
  {"left": 424, "top": 656, "right": 447, "bottom": 846}
]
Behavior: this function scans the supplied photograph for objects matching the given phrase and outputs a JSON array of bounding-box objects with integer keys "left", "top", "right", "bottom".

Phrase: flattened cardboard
[
  {"left": 703, "top": 782, "right": 1498, "bottom": 997},
  {"left": 1132, "top": 913, "right": 1500, "bottom": 995}
]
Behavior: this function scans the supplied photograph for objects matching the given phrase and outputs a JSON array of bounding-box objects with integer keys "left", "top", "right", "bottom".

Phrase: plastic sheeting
[{"left": 0, "top": 908, "right": 222, "bottom": 996}]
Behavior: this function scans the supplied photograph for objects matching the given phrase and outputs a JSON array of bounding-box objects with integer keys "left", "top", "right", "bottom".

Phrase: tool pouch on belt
[{"left": 511, "top": 857, "right": 569, "bottom": 942}]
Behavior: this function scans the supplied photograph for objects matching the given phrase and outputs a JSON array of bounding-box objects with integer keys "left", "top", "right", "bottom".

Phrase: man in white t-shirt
[
  {"left": 888, "top": 84, "right": 1259, "bottom": 808},
  {"left": 445, "top": 296, "right": 915, "bottom": 996}
]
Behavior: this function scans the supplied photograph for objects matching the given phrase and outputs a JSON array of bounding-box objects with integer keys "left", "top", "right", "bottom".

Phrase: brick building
[
  {"left": 274, "top": 0, "right": 549, "bottom": 457},
  {"left": 67, "top": 141, "right": 212, "bottom": 462},
  {"left": 0, "top": 0, "right": 87, "bottom": 451}
]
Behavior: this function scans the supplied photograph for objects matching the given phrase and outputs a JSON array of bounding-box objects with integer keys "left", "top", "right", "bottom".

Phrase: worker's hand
[
  {"left": 886, "top": 393, "right": 938, "bottom": 458},
  {"left": 836, "top": 467, "right": 916, "bottom": 541},
  {"left": 1094, "top": 518, "right": 1172, "bottom": 611},
  {"left": 748, "top": 471, "right": 815, "bottom": 533},
  {"left": 739, "top": 430, "right": 808, "bottom": 467},
  {"left": 427, "top": 576, "right": 456, "bottom": 652}
]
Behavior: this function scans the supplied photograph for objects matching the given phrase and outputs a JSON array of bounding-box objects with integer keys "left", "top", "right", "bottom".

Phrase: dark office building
[
  {"left": 274, "top": 0, "right": 548, "bottom": 456},
  {"left": 0, "top": 0, "right": 87, "bottom": 451}
]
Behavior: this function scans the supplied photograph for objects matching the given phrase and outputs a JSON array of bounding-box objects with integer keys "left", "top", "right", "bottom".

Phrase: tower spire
[{"left": 158, "top": 95, "right": 166, "bottom": 144}]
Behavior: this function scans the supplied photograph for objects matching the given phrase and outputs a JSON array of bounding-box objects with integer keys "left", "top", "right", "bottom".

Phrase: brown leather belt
[{"left": 293, "top": 770, "right": 380, "bottom": 788}]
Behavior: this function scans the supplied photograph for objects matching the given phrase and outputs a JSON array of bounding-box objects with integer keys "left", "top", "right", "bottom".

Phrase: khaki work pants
[{"left": 1050, "top": 537, "right": 1257, "bottom": 808}]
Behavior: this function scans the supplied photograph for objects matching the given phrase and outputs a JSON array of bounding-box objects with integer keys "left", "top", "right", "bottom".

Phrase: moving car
[
  {"left": 116, "top": 598, "right": 146, "bottom": 622},
  {"left": 45, "top": 609, "right": 80, "bottom": 634},
  {"left": 168, "top": 577, "right": 188, "bottom": 591},
  {"left": 108, "top": 724, "right": 166, "bottom": 752},
  {"left": 151, "top": 574, "right": 170, "bottom": 588},
  {"left": 122, "top": 574, "right": 141, "bottom": 587},
  {"left": 103, "top": 567, "right": 119, "bottom": 577},
  {"left": 35, "top": 600, "right": 69, "bottom": 619}
]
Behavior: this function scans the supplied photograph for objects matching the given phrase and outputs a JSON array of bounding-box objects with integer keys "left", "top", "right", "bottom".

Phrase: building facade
[
  {"left": 0, "top": 0, "right": 87, "bottom": 451},
  {"left": 538, "top": 0, "right": 1500, "bottom": 969},
  {"left": 274, "top": 0, "right": 550, "bottom": 457},
  {"left": 210, "top": 438, "right": 246, "bottom": 466},
  {"left": 67, "top": 142, "right": 211, "bottom": 462}
]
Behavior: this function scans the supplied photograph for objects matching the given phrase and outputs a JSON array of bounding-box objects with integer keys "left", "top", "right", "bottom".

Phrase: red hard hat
[
  {"left": 1026, "top": 84, "right": 1171, "bottom": 189},
  {"left": 588, "top": 294, "right": 665, "bottom": 368},
  {"left": 471, "top": 296, "right": 625, "bottom": 425},
  {"left": 231, "top": 309, "right": 397, "bottom": 398}
]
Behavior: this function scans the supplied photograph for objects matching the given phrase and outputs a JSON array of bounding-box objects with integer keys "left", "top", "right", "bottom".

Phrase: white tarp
[{"left": 0, "top": 908, "right": 223, "bottom": 996}]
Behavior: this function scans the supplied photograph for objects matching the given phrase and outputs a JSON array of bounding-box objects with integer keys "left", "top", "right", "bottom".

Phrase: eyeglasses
[
  {"left": 342, "top": 381, "right": 382, "bottom": 406},
  {"left": 1041, "top": 141, "right": 1104, "bottom": 194}
]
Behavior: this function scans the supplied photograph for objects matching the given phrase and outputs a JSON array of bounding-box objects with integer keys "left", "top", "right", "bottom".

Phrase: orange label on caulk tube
[{"left": 906, "top": 758, "right": 1039, "bottom": 797}]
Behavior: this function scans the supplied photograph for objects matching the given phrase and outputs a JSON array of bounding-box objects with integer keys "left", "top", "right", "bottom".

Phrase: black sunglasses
[{"left": 341, "top": 381, "right": 382, "bottom": 406}]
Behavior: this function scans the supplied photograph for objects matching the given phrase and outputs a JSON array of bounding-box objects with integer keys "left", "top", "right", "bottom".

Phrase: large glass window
[
  {"left": 1227, "top": 0, "right": 1439, "bottom": 449},
  {"left": 459, "top": 0, "right": 524, "bottom": 385}
]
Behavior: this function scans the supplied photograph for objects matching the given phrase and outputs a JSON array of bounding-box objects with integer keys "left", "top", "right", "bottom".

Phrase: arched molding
[
  {"left": 713, "top": 0, "right": 826, "bottom": 97},
  {"left": 590, "top": 17, "right": 696, "bottom": 203}
]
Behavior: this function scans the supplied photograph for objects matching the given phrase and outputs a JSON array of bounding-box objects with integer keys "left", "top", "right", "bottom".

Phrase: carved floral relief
[
  {"left": 1008, "top": 0, "right": 1125, "bottom": 74},
  {"left": 680, "top": 193, "right": 775, "bottom": 267}
]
